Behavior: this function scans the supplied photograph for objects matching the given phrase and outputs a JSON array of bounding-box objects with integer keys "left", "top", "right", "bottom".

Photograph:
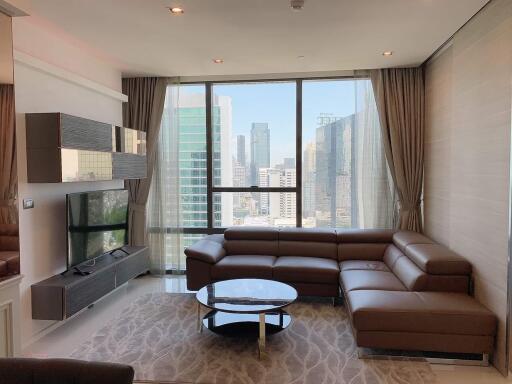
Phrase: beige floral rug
[{"left": 70, "top": 293, "right": 436, "bottom": 384}]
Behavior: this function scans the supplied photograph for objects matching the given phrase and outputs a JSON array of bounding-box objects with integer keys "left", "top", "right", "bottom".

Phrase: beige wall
[
  {"left": 12, "top": 16, "right": 124, "bottom": 348},
  {"left": 424, "top": 0, "right": 512, "bottom": 374}
]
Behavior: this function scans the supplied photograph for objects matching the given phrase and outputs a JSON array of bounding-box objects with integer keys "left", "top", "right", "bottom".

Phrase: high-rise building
[
  {"left": 266, "top": 168, "right": 296, "bottom": 220},
  {"left": 258, "top": 168, "right": 271, "bottom": 215},
  {"left": 283, "top": 157, "right": 295, "bottom": 169},
  {"left": 279, "top": 168, "right": 296, "bottom": 219},
  {"left": 169, "top": 92, "right": 233, "bottom": 251},
  {"left": 236, "top": 135, "right": 246, "bottom": 167},
  {"left": 315, "top": 115, "right": 355, "bottom": 227},
  {"left": 302, "top": 142, "right": 316, "bottom": 220},
  {"left": 250, "top": 123, "right": 270, "bottom": 185}
]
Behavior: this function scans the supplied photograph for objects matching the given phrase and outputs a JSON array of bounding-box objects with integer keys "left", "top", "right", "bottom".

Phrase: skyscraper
[
  {"left": 315, "top": 115, "right": 355, "bottom": 227},
  {"left": 283, "top": 158, "right": 295, "bottom": 169},
  {"left": 302, "top": 142, "right": 316, "bottom": 219},
  {"left": 250, "top": 123, "right": 270, "bottom": 185},
  {"left": 173, "top": 92, "right": 233, "bottom": 243},
  {"left": 236, "top": 135, "right": 246, "bottom": 167}
]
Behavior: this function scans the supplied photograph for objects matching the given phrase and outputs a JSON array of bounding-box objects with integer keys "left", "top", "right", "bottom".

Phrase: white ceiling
[{"left": 25, "top": 0, "right": 489, "bottom": 78}]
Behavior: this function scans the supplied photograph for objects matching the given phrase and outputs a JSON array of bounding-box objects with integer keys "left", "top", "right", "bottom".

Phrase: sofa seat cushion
[
  {"left": 0, "top": 251, "right": 19, "bottom": 275},
  {"left": 211, "top": 255, "right": 276, "bottom": 280},
  {"left": 273, "top": 256, "right": 339, "bottom": 284},
  {"left": 339, "top": 260, "right": 390, "bottom": 272},
  {"left": 347, "top": 290, "right": 497, "bottom": 336},
  {"left": 340, "top": 270, "right": 406, "bottom": 292}
]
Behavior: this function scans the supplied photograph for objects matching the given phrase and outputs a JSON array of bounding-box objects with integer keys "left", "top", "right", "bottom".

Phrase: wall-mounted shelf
[{"left": 25, "top": 113, "right": 147, "bottom": 183}]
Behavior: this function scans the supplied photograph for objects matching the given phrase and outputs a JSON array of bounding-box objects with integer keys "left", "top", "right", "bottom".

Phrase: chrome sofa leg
[{"left": 357, "top": 347, "right": 490, "bottom": 367}]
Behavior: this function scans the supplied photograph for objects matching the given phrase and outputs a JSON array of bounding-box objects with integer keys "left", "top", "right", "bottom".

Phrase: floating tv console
[{"left": 31, "top": 246, "right": 149, "bottom": 321}]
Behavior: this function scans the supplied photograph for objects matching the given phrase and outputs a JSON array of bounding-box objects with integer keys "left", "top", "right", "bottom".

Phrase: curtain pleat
[
  {"left": 0, "top": 84, "right": 17, "bottom": 225},
  {"left": 353, "top": 79, "right": 394, "bottom": 228},
  {"left": 122, "top": 77, "right": 168, "bottom": 273},
  {"left": 148, "top": 81, "right": 182, "bottom": 272},
  {"left": 370, "top": 68, "right": 425, "bottom": 232}
]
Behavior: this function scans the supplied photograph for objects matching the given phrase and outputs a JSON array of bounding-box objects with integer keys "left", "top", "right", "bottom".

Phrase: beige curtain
[
  {"left": 148, "top": 81, "right": 181, "bottom": 273},
  {"left": 122, "top": 77, "right": 168, "bottom": 248},
  {"left": 370, "top": 68, "right": 425, "bottom": 232},
  {"left": 353, "top": 78, "right": 394, "bottom": 229},
  {"left": 0, "top": 84, "right": 17, "bottom": 225}
]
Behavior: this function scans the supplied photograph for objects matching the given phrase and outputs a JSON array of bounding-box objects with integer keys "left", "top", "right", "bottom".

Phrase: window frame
[{"left": 172, "top": 76, "right": 358, "bottom": 236}]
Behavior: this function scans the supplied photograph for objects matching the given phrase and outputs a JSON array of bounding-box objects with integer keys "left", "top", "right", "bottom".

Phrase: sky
[{"left": 180, "top": 79, "right": 359, "bottom": 167}]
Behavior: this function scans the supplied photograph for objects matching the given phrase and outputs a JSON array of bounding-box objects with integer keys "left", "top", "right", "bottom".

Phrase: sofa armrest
[
  {"left": 185, "top": 235, "right": 226, "bottom": 264},
  {"left": 0, "top": 358, "right": 134, "bottom": 384}
]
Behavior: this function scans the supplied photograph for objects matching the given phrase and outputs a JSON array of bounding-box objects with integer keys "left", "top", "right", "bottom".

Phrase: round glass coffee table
[{"left": 196, "top": 278, "right": 298, "bottom": 358}]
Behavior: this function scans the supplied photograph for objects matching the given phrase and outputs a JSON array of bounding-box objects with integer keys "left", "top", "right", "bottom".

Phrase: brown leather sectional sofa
[
  {"left": 0, "top": 224, "right": 20, "bottom": 279},
  {"left": 0, "top": 358, "right": 134, "bottom": 384},
  {"left": 185, "top": 227, "right": 497, "bottom": 357}
]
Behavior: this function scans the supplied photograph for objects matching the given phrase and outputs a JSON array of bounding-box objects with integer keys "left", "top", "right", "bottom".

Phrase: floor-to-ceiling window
[
  {"left": 152, "top": 78, "right": 393, "bottom": 270},
  {"left": 211, "top": 81, "right": 297, "bottom": 228}
]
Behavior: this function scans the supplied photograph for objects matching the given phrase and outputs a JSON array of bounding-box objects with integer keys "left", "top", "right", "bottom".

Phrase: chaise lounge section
[{"left": 185, "top": 227, "right": 497, "bottom": 358}]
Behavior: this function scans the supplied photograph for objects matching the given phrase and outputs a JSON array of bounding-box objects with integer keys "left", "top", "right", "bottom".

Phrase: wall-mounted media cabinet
[
  {"left": 25, "top": 113, "right": 147, "bottom": 183},
  {"left": 31, "top": 246, "right": 149, "bottom": 321}
]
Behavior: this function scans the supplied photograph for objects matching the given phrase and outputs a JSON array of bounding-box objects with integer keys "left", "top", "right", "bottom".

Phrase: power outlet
[{"left": 23, "top": 198, "right": 34, "bottom": 209}]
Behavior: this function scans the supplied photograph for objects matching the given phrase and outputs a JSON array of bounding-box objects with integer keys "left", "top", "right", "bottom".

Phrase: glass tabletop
[{"left": 196, "top": 279, "right": 298, "bottom": 314}]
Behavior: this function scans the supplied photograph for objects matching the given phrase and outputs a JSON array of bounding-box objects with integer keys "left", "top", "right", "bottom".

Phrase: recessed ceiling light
[
  {"left": 290, "top": 0, "right": 305, "bottom": 10},
  {"left": 169, "top": 7, "right": 184, "bottom": 14},
  {"left": 212, "top": 58, "right": 224, "bottom": 64},
  {"left": 382, "top": 51, "right": 393, "bottom": 56}
]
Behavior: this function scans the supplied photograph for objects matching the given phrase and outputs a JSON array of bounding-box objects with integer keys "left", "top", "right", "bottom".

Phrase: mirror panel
[{"left": 0, "top": 11, "right": 19, "bottom": 280}]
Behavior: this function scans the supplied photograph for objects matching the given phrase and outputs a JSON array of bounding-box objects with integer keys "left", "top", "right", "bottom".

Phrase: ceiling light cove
[
  {"left": 212, "top": 58, "right": 224, "bottom": 64},
  {"left": 382, "top": 51, "right": 393, "bottom": 56},
  {"left": 169, "top": 7, "right": 184, "bottom": 14}
]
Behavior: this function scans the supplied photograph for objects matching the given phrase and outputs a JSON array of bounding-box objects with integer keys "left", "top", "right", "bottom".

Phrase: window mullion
[
  {"left": 205, "top": 82, "right": 213, "bottom": 230},
  {"left": 296, "top": 79, "right": 303, "bottom": 227}
]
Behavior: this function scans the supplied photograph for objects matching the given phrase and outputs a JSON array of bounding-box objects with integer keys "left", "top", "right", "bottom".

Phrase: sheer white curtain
[
  {"left": 148, "top": 81, "right": 182, "bottom": 274},
  {"left": 353, "top": 78, "right": 395, "bottom": 228}
]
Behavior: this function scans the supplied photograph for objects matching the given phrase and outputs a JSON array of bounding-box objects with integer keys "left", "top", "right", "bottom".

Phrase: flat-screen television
[{"left": 66, "top": 189, "right": 129, "bottom": 270}]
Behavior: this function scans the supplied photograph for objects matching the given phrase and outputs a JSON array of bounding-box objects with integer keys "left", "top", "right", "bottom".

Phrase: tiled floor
[{"left": 23, "top": 275, "right": 512, "bottom": 384}]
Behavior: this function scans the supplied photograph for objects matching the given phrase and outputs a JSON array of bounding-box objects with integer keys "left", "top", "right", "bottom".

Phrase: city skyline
[
  {"left": 154, "top": 78, "right": 392, "bottom": 268},
  {"left": 213, "top": 81, "right": 357, "bottom": 167}
]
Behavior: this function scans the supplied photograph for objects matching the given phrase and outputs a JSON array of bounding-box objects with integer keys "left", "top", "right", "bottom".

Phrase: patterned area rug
[{"left": 70, "top": 293, "right": 437, "bottom": 384}]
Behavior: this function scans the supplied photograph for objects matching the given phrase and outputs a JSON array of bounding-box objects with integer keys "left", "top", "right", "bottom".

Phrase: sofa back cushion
[
  {"left": 337, "top": 229, "right": 394, "bottom": 262},
  {"left": 391, "top": 231, "right": 470, "bottom": 292},
  {"left": 405, "top": 243, "right": 471, "bottom": 275},
  {"left": 383, "top": 245, "right": 427, "bottom": 291},
  {"left": 278, "top": 228, "right": 337, "bottom": 259},
  {"left": 224, "top": 227, "right": 279, "bottom": 255},
  {"left": 0, "top": 224, "right": 18, "bottom": 252},
  {"left": 393, "top": 231, "right": 434, "bottom": 253}
]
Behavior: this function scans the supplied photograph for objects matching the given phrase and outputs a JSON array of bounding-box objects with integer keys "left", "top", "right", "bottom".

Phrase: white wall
[{"left": 12, "top": 16, "right": 124, "bottom": 348}]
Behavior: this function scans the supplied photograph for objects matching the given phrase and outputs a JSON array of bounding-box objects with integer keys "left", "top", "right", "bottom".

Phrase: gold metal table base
[{"left": 258, "top": 313, "right": 266, "bottom": 359}]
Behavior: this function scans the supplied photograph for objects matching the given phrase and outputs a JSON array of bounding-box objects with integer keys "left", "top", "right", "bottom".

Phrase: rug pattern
[{"left": 70, "top": 293, "right": 437, "bottom": 384}]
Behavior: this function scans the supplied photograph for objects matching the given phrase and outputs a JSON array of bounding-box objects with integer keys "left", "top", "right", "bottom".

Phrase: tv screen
[{"left": 67, "top": 189, "right": 129, "bottom": 269}]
